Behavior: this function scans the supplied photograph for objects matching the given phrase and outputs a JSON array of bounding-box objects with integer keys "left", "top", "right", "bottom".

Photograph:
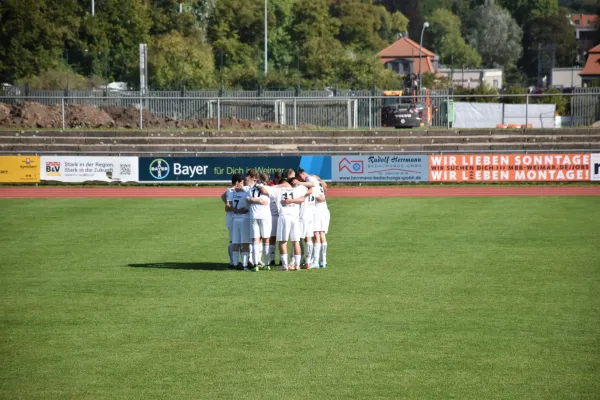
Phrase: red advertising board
[{"left": 429, "top": 154, "right": 590, "bottom": 182}]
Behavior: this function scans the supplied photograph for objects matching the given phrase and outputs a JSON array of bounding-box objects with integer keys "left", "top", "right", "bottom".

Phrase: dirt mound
[
  {"left": 12, "top": 102, "right": 62, "bottom": 128},
  {"left": 65, "top": 104, "right": 114, "bottom": 128},
  {"left": 592, "top": 120, "right": 600, "bottom": 127},
  {"left": 0, "top": 102, "right": 313, "bottom": 130},
  {"left": 0, "top": 104, "right": 11, "bottom": 123}
]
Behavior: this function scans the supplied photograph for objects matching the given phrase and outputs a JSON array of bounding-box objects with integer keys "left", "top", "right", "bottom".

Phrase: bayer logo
[
  {"left": 352, "top": 162, "right": 361, "bottom": 172},
  {"left": 149, "top": 158, "right": 170, "bottom": 180}
]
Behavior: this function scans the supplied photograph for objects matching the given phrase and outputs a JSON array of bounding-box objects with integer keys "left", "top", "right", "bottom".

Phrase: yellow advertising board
[{"left": 0, "top": 156, "right": 40, "bottom": 183}]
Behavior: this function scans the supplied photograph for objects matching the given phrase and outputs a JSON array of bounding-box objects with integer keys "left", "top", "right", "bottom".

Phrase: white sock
[
  {"left": 232, "top": 251, "right": 239, "bottom": 265},
  {"left": 313, "top": 243, "right": 321, "bottom": 266},
  {"left": 242, "top": 252, "right": 249, "bottom": 267},
  {"left": 305, "top": 242, "right": 313, "bottom": 265},
  {"left": 248, "top": 244, "right": 253, "bottom": 264},
  {"left": 294, "top": 255, "right": 301, "bottom": 267},
  {"left": 321, "top": 243, "right": 327, "bottom": 265},
  {"left": 253, "top": 243, "right": 262, "bottom": 265},
  {"left": 228, "top": 242, "right": 233, "bottom": 264},
  {"left": 269, "top": 244, "right": 276, "bottom": 263},
  {"left": 263, "top": 244, "right": 270, "bottom": 265},
  {"left": 280, "top": 254, "right": 288, "bottom": 268}
]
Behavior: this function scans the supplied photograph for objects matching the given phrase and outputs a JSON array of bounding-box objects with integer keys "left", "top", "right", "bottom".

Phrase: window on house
[
  {"left": 575, "top": 19, "right": 580, "bottom": 24},
  {"left": 493, "top": 79, "right": 499, "bottom": 88}
]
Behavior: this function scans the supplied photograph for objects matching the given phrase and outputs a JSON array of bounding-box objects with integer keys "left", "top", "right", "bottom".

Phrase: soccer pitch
[{"left": 1, "top": 196, "right": 599, "bottom": 399}]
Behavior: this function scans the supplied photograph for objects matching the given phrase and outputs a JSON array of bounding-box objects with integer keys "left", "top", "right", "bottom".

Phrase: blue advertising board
[
  {"left": 331, "top": 155, "right": 429, "bottom": 182},
  {"left": 138, "top": 156, "right": 331, "bottom": 182}
]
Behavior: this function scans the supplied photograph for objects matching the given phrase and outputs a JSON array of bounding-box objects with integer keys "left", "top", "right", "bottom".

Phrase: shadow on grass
[{"left": 128, "top": 262, "right": 230, "bottom": 271}]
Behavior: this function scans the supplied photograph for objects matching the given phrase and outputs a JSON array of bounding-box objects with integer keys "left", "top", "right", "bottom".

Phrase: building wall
[
  {"left": 550, "top": 68, "right": 583, "bottom": 87},
  {"left": 438, "top": 69, "right": 503, "bottom": 90}
]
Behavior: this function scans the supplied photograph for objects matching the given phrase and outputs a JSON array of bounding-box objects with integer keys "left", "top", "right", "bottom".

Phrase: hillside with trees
[{"left": 0, "top": 0, "right": 598, "bottom": 90}]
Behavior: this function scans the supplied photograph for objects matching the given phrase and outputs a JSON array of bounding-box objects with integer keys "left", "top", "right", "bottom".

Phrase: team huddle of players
[{"left": 221, "top": 168, "right": 330, "bottom": 271}]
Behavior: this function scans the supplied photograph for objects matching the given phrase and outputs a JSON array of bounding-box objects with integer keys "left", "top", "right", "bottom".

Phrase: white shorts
[
  {"left": 277, "top": 215, "right": 301, "bottom": 242},
  {"left": 300, "top": 218, "right": 314, "bottom": 239},
  {"left": 314, "top": 210, "right": 330, "bottom": 233},
  {"left": 252, "top": 218, "right": 272, "bottom": 239},
  {"left": 231, "top": 218, "right": 251, "bottom": 244},
  {"left": 270, "top": 216, "right": 278, "bottom": 238}
]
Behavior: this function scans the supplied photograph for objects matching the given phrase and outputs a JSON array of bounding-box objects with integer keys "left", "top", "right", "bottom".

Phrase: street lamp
[{"left": 419, "top": 22, "right": 430, "bottom": 92}]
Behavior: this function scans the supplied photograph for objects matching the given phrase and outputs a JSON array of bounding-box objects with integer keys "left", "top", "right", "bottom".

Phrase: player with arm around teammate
[
  {"left": 297, "top": 170, "right": 330, "bottom": 269},
  {"left": 257, "top": 177, "right": 307, "bottom": 271},
  {"left": 227, "top": 175, "right": 255, "bottom": 271},
  {"left": 221, "top": 174, "right": 244, "bottom": 269},
  {"left": 246, "top": 169, "right": 272, "bottom": 271}
]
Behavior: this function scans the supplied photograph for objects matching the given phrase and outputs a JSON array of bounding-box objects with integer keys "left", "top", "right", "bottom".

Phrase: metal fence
[{"left": 0, "top": 88, "right": 598, "bottom": 129}]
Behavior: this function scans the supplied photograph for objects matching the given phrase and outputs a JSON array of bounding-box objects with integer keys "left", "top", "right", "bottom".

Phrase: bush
[
  {"left": 14, "top": 66, "right": 103, "bottom": 90},
  {"left": 453, "top": 82, "right": 499, "bottom": 102}
]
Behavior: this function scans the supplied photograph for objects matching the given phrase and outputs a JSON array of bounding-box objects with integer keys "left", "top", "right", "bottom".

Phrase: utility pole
[{"left": 264, "top": 0, "right": 268, "bottom": 75}]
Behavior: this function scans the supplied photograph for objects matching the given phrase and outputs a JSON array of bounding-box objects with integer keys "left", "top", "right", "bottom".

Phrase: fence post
[
  {"left": 61, "top": 97, "right": 65, "bottom": 130},
  {"left": 347, "top": 100, "right": 351, "bottom": 129},
  {"left": 368, "top": 95, "right": 372, "bottom": 130},
  {"left": 293, "top": 97, "right": 297, "bottom": 130},
  {"left": 446, "top": 92, "right": 450, "bottom": 129},
  {"left": 139, "top": 92, "right": 143, "bottom": 129},
  {"left": 525, "top": 94, "right": 529, "bottom": 129},
  {"left": 217, "top": 98, "right": 221, "bottom": 130}
]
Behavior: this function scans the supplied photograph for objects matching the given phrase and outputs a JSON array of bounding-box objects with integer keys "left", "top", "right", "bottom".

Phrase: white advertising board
[
  {"left": 592, "top": 153, "right": 600, "bottom": 181},
  {"left": 40, "top": 156, "right": 139, "bottom": 183}
]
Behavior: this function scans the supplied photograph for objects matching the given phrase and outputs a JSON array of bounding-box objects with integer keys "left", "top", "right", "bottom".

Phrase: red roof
[
  {"left": 571, "top": 14, "right": 599, "bottom": 28},
  {"left": 378, "top": 37, "right": 436, "bottom": 59},
  {"left": 580, "top": 54, "right": 600, "bottom": 76},
  {"left": 377, "top": 37, "right": 437, "bottom": 74},
  {"left": 580, "top": 45, "right": 600, "bottom": 76}
]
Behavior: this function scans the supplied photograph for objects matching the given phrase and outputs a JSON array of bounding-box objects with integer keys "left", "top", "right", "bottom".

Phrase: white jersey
[
  {"left": 269, "top": 190, "right": 279, "bottom": 217},
  {"left": 309, "top": 176, "right": 328, "bottom": 212},
  {"left": 225, "top": 187, "right": 236, "bottom": 226},
  {"left": 299, "top": 189, "right": 316, "bottom": 221},
  {"left": 248, "top": 184, "right": 271, "bottom": 220},
  {"left": 228, "top": 187, "right": 250, "bottom": 220},
  {"left": 269, "top": 185, "right": 307, "bottom": 218}
]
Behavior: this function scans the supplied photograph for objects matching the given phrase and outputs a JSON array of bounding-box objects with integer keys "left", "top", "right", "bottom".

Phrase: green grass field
[{"left": 1, "top": 196, "right": 599, "bottom": 399}]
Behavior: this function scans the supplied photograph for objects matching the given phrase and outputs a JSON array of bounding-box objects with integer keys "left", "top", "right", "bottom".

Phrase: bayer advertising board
[{"left": 138, "top": 156, "right": 332, "bottom": 182}]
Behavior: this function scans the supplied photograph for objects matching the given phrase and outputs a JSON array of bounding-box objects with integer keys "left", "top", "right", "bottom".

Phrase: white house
[{"left": 437, "top": 68, "right": 503, "bottom": 89}]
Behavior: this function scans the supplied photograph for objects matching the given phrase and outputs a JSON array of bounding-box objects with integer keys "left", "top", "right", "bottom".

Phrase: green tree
[
  {"left": 427, "top": 9, "right": 482, "bottom": 68},
  {"left": 0, "top": 0, "right": 80, "bottom": 83},
  {"left": 290, "top": 0, "right": 344, "bottom": 85},
  {"left": 148, "top": 0, "right": 200, "bottom": 38},
  {"left": 521, "top": 8, "right": 579, "bottom": 83},
  {"left": 72, "top": 0, "right": 152, "bottom": 83},
  {"left": 467, "top": 2, "right": 523, "bottom": 70},
  {"left": 497, "top": 0, "right": 559, "bottom": 25},
  {"left": 208, "top": 0, "right": 265, "bottom": 70},
  {"left": 148, "top": 32, "right": 215, "bottom": 89},
  {"left": 330, "top": 1, "right": 408, "bottom": 51}
]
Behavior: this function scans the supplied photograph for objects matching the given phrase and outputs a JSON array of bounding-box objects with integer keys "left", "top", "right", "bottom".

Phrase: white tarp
[
  {"left": 452, "top": 102, "right": 556, "bottom": 128},
  {"left": 40, "top": 156, "right": 139, "bottom": 182}
]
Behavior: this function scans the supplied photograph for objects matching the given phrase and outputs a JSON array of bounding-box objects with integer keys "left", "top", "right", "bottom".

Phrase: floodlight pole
[
  {"left": 419, "top": 22, "right": 430, "bottom": 92},
  {"left": 264, "top": 0, "right": 268, "bottom": 75}
]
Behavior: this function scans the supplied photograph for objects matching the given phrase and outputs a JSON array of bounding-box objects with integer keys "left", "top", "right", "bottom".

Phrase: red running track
[{"left": 0, "top": 186, "right": 599, "bottom": 198}]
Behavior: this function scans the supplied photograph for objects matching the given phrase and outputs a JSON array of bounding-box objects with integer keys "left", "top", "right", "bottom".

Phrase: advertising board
[
  {"left": 0, "top": 156, "right": 40, "bottom": 183},
  {"left": 40, "top": 156, "right": 139, "bottom": 182},
  {"left": 429, "top": 154, "right": 590, "bottom": 182}
]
